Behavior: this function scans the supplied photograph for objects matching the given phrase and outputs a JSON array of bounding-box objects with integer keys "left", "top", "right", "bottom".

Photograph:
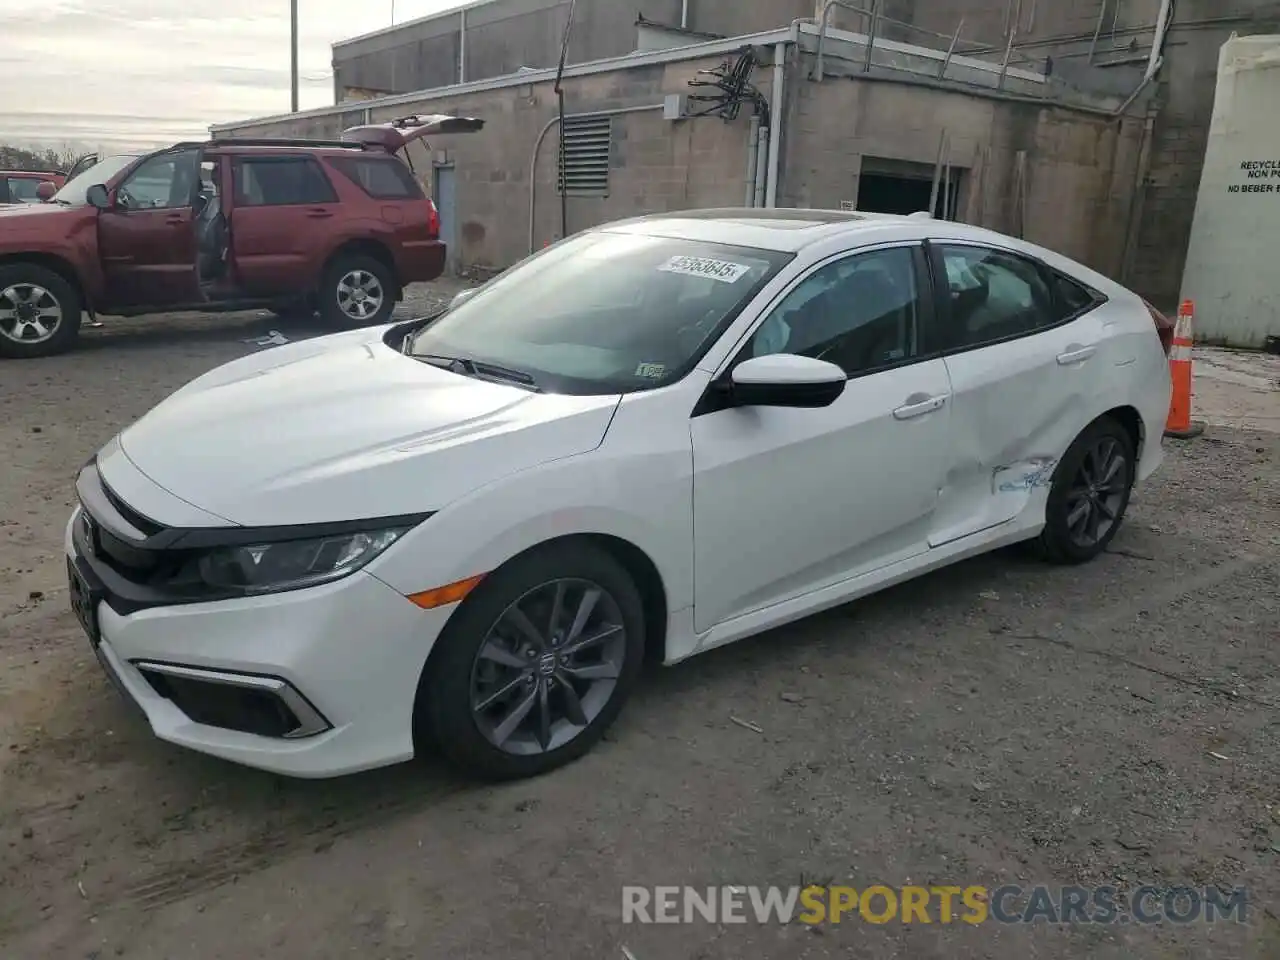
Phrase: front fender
[{"left": 367, "top": 446, "right": 695, "bottom": 621}]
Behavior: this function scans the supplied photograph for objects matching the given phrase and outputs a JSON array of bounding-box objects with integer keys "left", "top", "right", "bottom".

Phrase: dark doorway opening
[{"left": 857, "top": 172, "right": 959, "bottom": 220}]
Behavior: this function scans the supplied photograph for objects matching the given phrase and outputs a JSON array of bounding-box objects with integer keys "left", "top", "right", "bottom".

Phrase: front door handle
[
  {"left": 1057, "top": 345, "right": 1097, "bottom": 365},
  {"left": 165, "top": 213, "right": 185, "bottom": 224},
  {"left": 893, "top": 393, "right": 948, "bottom": 420},
  {"left": 306, "top": 208, "right": 334, "bottom": 219}
]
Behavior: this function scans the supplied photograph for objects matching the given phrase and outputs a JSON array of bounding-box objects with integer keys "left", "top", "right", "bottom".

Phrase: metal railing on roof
[{"left": 812, "top": 0, "right": 1053, "bottom": 89}]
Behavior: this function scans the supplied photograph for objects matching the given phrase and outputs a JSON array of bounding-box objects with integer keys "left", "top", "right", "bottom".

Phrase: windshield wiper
[{"left": 416, "top": 354, "right": 541, "bottom": 391}]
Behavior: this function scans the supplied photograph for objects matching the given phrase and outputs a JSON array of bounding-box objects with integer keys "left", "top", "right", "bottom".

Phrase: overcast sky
[{"left": 2, "top": 0, "right": 460, "bottom": 151}]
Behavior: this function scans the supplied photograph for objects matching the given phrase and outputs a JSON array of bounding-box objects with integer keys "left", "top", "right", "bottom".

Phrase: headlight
[{"left": 197, "top": 527, "right": 407, "bottom": 595}]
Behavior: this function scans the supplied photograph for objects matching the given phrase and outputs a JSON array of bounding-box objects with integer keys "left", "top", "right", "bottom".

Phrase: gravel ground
[{"left": 0, "top": 288, "right": 1277, "bottom": 959}]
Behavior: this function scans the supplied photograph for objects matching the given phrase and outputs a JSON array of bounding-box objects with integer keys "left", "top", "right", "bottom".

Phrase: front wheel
[
  {"left": 418, "top": 542, "right": 646, "bottom": 781},
  {"left": 318, "top": 255, "right": 396, "bottom": 329},
  {"left": 1037, "top": 416, "right": 1136, "bottom": 564},
  {"left": 0, "top": 264, "right": 82, "bottom": 359}
]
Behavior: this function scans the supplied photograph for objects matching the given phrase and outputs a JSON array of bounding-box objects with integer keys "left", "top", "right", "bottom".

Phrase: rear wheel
[
  {"left": 318, "top": 255, "right": 396, "bottom": 329},
  {"left": 1037, "top": 416, "right": 1136, "bottom": 564},
  {"left": 0, "top": 264, "right": 82, "bottom": 359},
  {"left": 417, "top": 541, "right": 646, "bottom": 781}
]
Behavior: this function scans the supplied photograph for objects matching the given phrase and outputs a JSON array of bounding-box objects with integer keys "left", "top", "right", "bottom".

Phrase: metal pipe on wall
[
  {"left": 290, "top": 0, "right": 299, "bottom": 112},
  {"left": 764, "top": 41, "right": 785, "bottom": 207},
  {"left": 744, "top": 115, "right": 760, "bottom": 207},
  {"left": 459, "top": 8, "right": 467, "bottom": 82},
  {"left": 754, "top": 125, "right": 769, "bottom": 207},
  {"left": 527, "top": 104, "right": 664, "bottom": 254},
  {"left": 681, "top": 0, "right": 689, "bottom": 30}
]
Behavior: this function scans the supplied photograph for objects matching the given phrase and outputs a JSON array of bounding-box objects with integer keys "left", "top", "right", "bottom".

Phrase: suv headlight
[{"left": 197, "top": 527, "right": 408, "bottom": 595}]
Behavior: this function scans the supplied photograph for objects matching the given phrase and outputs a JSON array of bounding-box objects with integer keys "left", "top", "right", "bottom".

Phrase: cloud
[{"left": 0, "top": 0, "right": 462, "bottom": 150}]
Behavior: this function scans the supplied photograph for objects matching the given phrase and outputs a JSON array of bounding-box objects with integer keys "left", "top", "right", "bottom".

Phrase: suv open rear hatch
[{"left": 340, "top": 114, "right": 485, "bottom": 152}]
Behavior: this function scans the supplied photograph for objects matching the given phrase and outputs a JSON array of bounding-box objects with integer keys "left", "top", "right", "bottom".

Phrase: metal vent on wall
[{"left": 558, "top": 116, "right": 612, "bottom": 197}]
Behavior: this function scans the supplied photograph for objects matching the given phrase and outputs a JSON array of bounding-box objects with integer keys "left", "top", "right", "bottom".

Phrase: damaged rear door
[{"left": 926, "top": 241, "right": 1109, "bottom": 547}]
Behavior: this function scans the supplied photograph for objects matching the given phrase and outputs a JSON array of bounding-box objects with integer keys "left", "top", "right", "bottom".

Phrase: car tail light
[
  {"left": 426, "top": 196, "right": 440, "bottom": 239},
  {"left": 1143, "top": 299, "right": 1174, "bottom": 356}
]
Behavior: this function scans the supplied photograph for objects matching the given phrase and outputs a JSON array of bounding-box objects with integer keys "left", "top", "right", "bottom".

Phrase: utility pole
[{"left": 290, "top": 0, "right": 299, "bottom": 112}]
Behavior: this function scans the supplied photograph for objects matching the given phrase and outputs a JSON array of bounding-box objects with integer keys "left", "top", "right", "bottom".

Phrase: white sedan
[{"left": 65, "top": 209, "right": 1172, "bottom": 780}]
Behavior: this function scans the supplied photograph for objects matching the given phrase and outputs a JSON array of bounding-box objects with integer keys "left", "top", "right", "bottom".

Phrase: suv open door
[
  {"left": 339, "top": 115, "right": 484, "bottom": 153},
  {"left": 65, "top": 153, "right": 100, "bottom": 181}
]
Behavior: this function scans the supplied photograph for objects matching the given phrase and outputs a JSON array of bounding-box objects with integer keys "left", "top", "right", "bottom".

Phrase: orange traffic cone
[{"left": 1164, "top": 299, "right": 1205, "bottom": 440}]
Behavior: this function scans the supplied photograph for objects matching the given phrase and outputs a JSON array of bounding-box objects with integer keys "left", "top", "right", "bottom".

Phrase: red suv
[{"left": 0, "top": 115, "right": 482, "bottom": 359}]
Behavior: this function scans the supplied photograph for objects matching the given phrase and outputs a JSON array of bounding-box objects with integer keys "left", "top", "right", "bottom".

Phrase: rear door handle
[
  {"left": 893, "top": 393, "right": 948, "bottom": 420},
  {"left": 306, "top": 208, "right": 334, "bottom": 219},
  {"left": 1057, "top": 345, "right": 1097, "bottom": 365},
  {"left": 165, "top": 213, "right": 184, "bottom": 224}
]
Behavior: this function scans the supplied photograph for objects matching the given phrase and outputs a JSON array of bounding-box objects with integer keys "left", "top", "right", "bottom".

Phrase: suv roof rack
[
  {"left": 6, "top": 168, "right": 65, "bottom": 176},
  {"left": 205, "top": 137, "right": 369, "bottom": 150}
]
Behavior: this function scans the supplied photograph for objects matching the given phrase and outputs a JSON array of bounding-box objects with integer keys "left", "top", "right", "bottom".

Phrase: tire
[
  {"left": 0, "top": 264, "right": 82, "bottom": 359},
  {"left": 318, "top": 254, "right": 396, "bottom": 330},
  {"left": 418, "top": 541, "right": 646, "bottom": 781},
  {"left": 1036, "top": 416, "right": 1136, "bottom": 565}
]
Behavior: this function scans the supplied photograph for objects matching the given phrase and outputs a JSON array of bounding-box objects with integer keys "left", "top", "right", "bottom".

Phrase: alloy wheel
[
  {"left": 1064, "top": 436, "right": 1128, "bottom": 548},
  {"left": 469, "top": 578, "right": 628, "bottom": 756},
  {"left": 0, "top": 283, "right": 63, "bottom": 344},
  {"left": 336, "top": 269, "right": 385, "bottom": 321}
]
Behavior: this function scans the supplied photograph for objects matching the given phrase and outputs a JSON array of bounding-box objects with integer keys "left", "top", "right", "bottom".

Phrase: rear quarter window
[{"left": 328, "top": 157, "right": 424, "bottom": 200}]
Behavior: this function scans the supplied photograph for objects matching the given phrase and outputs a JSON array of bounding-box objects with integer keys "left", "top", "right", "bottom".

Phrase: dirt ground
[{"left": 1, "top": 287, "right": 1277, "bottom": 959}]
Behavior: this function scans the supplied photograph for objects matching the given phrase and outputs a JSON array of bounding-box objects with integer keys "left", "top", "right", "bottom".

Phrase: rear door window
[
  {"left": 933, "top": 244, "right": 1059, "bottom": 350},
  {"left": 1050, "top": 270, "right": 1106, "bottom": 320},
  {"left": 233, "top": 157, "right": 338, "bottom": 206},
  {"left": 328, "top": 156, "right": 424, "bottom": 200},
  {"left": 6, "top": 177, "right": 44, "bottom": 203}
]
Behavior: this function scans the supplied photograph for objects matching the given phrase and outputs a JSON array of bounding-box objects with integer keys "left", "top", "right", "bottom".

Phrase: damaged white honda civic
[{"left": 66, "top": 209, "right": 1173, "bottom": 781}]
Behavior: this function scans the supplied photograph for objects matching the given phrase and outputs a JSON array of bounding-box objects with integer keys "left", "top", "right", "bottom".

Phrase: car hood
[
  {"left": 0, "top": 201, "right": 88, "bottom": 244},
  {"left": 114, "top": 328, "right": 622, "bottom": 527},
  {"left": 0, "top": 202, "right": 77, "bottom": 220}
]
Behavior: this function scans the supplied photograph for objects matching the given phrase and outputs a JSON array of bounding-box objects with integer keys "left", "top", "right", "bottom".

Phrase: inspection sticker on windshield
[
  {"left": 658, "top": 256, "right": 751, "bottom": 284},
  {"left": 635, "top": 362, "right": 666, "bottom": 378}
]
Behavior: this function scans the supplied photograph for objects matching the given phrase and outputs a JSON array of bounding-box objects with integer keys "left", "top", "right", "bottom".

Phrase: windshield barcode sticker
[{"left": 658, "top": 256, "right": 751, "bottom": 284}]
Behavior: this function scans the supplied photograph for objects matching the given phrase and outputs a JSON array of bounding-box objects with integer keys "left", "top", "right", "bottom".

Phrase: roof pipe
[
  {"left": 681, "top": 0, "right": 689, "bottom": 30},
  {"left": 1146, "top": 0, "right": 1174, "bottom": 81}
]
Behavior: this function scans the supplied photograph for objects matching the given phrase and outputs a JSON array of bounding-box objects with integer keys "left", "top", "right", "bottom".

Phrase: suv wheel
[
  {"left": 0, "top": 264, "right": 82, "bottom": 359},
  {"left": 320, "top": 255, "right": 396, "bottom": 329}
]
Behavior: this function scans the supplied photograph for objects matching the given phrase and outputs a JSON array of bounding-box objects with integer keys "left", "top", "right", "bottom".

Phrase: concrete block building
[{"left": 212, "top": 0, "right": 1280, "bottom": 310}]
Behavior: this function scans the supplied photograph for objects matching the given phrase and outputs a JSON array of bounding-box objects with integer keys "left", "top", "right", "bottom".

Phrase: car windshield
[
  {"left": 52, "top": 154, "right": 137, "bottom": 205},
  {"left": 407, "top": 230, "right": 792, "bottom": 395}
]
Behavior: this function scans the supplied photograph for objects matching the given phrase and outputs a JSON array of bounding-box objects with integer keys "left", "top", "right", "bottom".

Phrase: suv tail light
[
  {"left": 425, "top": 197, "right": 440, "bottom": 239},
  {"left": 1143, "top": 299, "right": 1174, "bottom": 356}
]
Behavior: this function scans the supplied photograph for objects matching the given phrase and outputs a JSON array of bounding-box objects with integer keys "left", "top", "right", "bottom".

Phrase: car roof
[
  {"left": 599, "top": 208, "right": 1124, "bottom": 293},
  {"left": 601, "top": 208, "right": 947, "bottom": 253}
]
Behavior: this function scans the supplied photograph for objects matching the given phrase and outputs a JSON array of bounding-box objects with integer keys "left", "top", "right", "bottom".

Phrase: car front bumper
[{"left": 65, "top": 507, "right": 453, "bottom": 778}]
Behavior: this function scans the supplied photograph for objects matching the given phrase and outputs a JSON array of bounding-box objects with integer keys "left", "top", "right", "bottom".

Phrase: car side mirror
[
  {"left": 728, "top": 354, "right": 847, "bottom": 409},
  {"left": 85, "top": 184, "right": 110, "bottom": 210},
  {"left": 35, "top": 181, "right": 57, "bottom": 202},
  {"left": 450, "top": 287, "right": 480, "bottom": 310}
]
